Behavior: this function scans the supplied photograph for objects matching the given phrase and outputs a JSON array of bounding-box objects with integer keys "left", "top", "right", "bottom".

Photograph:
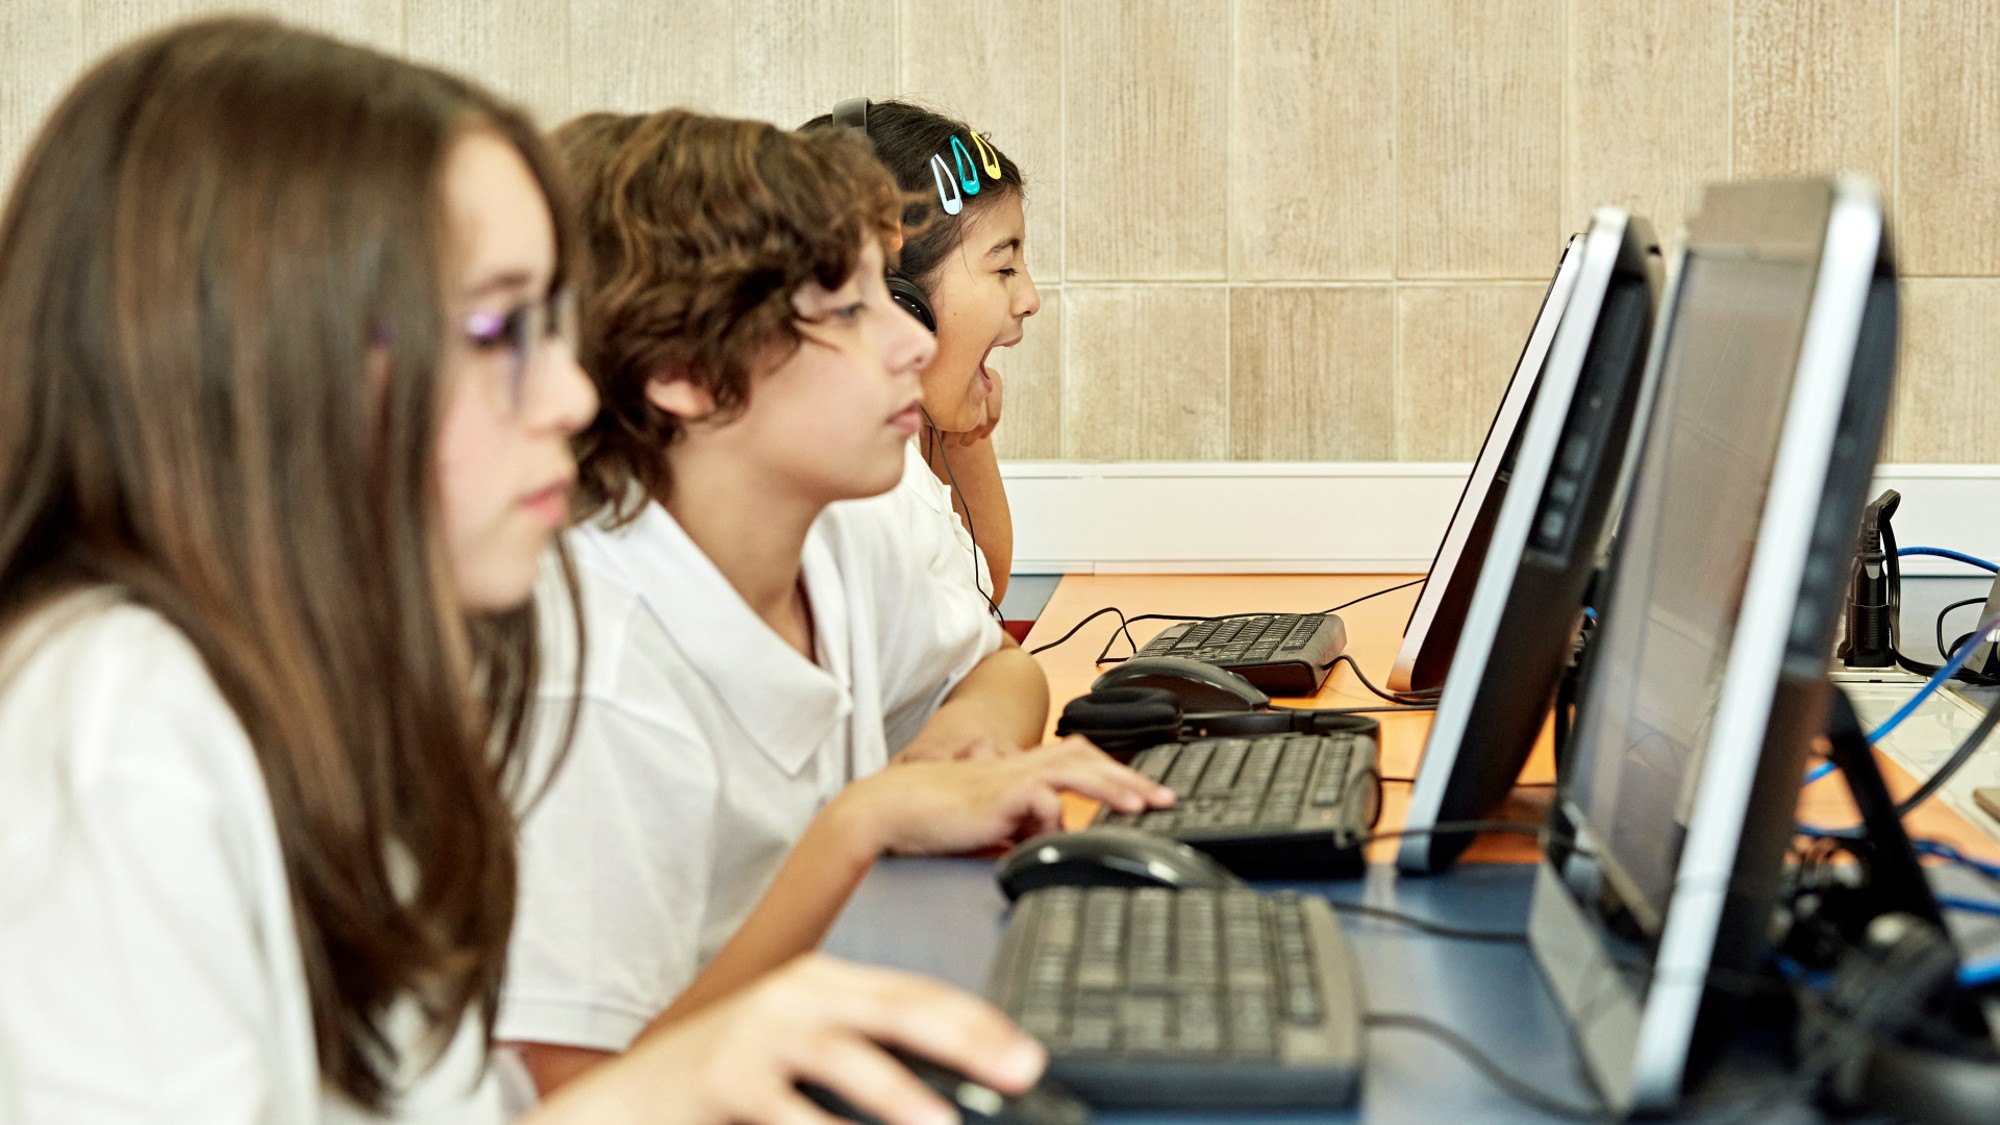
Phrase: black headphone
[
  {"left": 830, "top": 97, "right": 938, "bottom": 334},
  {"left": 1054, "top": 685, "right": 1383, "bottom": 761}
]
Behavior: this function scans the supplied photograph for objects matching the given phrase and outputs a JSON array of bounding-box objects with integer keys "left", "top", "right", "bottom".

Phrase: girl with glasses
[{"left": 0, "top": 19, "right": 1045, "bottom": 1124}]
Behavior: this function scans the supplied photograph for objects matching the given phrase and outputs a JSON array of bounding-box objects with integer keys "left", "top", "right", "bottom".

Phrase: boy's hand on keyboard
[{"left": 842, "top": 736, "right": 1176, "bottom": 856}]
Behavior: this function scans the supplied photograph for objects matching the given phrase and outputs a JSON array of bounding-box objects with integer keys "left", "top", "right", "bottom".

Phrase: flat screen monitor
[
  {"left": 1527, "top": 177, "right": 1898, "bottom": 1115},
  {"left": 1389, "top": 236, "right": 1588, "bottom": 695},
  {"left": 1397, "top": 208, "right": 1661, "bottom": 873}
]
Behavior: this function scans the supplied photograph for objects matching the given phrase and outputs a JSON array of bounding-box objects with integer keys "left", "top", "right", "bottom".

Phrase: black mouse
[
  {"left": 993, "top": 826, "right": 1245, "bottom": 901},
  {"left": 799, "top": 1048, "right": 1092, "bottom": 1125},
  {"left": 1091, "top": 656, "right": 1269, "bottom": 713}
]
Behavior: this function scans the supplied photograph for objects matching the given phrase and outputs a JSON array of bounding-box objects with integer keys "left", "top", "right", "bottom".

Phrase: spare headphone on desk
[{"left": 1055, "top": 679, "right": 1381, "bottom": 762}]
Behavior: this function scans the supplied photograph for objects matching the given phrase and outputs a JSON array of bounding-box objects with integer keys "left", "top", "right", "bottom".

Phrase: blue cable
[
  {"left": 1897, "top": 546, "right": 1999, "bottom": 572},
  {"left": 1863, "top": 634, "right": 1989, "bottom": 745},
  {"left": 1961, "top": 958, "right": 2000, "bottom": 990},
  {"left": 1939, "top": 894, "right": 2000, "bottom": 918},
  {"left": 1913, "top": 838, "right": 2000, "bottom": 881},
  {"left": 1804, "top": 761, "right": 1835, "bottom": 783}
]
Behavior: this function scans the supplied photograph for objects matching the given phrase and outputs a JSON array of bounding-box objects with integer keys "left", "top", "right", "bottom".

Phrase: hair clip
[
  {"left": 949, "top": 136, "right": 982, "bottom": 197},
  {"left": 928, "top": 154, "right": 964, "bottom": 215},
  {"left": 970, "top": 132, "right": 1003, "bottom": 179}
]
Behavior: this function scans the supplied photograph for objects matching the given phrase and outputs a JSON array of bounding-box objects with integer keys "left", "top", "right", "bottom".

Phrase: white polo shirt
[
  {"left": 498, "top": 495, "right": 1003, "bottom": 1053},
  {"left": 0, "top": 593, "right": 506, "bottom": 1125},
  {"left": 874, "top": 439, "right": 994, "bottom": 602}
]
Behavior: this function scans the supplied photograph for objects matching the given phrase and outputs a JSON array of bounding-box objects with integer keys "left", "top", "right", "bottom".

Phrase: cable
[
  {"left": 1866, "top": 611, "right": 1999, "bottom": 744},
  {"left": 1025, "top": 606, "right": 1138, "bottom": 657},
  {"left": 1937, "top": 894, "right": 2000, "bottom": 919},
  {"left": 1913, "top": 838, "right": 2000, "bottom": 885},
  {"left": 1328, "top": 652, "right": 1442, "bottom": 705},
  {"left": 1960, "top": 957, "right": 2000, "bottom": 990},
  {"left": 1893, "top": 688, "right": 2000, "bottom": 815},
  {"left": 919, "top": 413, "right": 1006, "bottom": 623},
  {"left": 1361, "top": 818, "right": 1553, "bottom": 847},
  {"left": 1898, "top": 545, "right": 1999, "bottom": 573},
  {"left": 1938, "top": 595, "right": 1988, "bottom": 663},
  {"left": 1363, "top": 1013, "right": 1613, "bottom": 1123},
  {"left": 1316, "top": 575, "right": 1426, "bottom": 615},
  {"left": 1329, "top": 902, "right": 1527, "bottom": 945}
]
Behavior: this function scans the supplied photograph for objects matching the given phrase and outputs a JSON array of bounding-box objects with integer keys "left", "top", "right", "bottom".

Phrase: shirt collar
[{"left": 571, "top": 501, "right": 849, "bottom": 776}]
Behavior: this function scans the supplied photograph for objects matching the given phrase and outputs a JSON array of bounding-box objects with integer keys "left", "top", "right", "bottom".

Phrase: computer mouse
[
  {"left": 799, "top": 1048, "right": 1092, "bottom": 1125},
  {"left": 1091, "top": 655, "right": 1270, "bottom": 713},
  {"left": 994, "top": 826, "right": 1245, "bottom": 901}
]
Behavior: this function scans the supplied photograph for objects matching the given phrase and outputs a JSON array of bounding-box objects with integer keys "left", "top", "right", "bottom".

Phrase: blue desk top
[{"left": 824, "top": 860, "right": 1851, "bottom": 1124}]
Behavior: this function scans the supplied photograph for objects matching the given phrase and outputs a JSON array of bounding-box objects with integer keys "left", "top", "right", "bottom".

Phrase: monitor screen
[
  {"left": 1529, "top": 177, "right": 1897, "bottom": 1116},
  {"left": 1566, "top": 255, "right": 1816, "bottom": 932}
]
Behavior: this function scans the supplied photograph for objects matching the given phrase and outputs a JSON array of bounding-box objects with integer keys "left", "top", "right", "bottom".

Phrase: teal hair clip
[{"left": 949, "top": 136, "right": 982, "bottom": 196}]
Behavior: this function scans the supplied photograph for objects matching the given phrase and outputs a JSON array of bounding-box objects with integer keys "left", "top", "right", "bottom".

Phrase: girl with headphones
[
  {"left": 805, "top": 99, "right": 1041, "bottom": 605},
  {"left": 0, "top": 21, "right": 1048, "bottom": 1124}
]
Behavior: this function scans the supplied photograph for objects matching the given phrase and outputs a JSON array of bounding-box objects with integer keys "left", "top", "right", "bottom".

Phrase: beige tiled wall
[{"left": 7, "top": 0, "right": 2000, "bottom": 463}]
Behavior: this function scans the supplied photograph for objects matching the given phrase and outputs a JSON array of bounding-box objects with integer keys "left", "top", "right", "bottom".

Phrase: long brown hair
[
  {"left": 0, "top": 18, "right": 578, "bottom": 1110},
  {"left": 553, "top": 109, "right": 901, "bottom": 522}
]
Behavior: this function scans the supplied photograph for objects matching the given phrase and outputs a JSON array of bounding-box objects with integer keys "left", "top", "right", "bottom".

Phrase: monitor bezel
[
  {"left": 1389, "top": 237, "right": 1589, "bottom": 693},
  {"left": 1527, "top": 177, "right": 1891, "bottom": 1114},
  {"left": 1396, "top": 208, "right": 1659, "bottom": 873}
]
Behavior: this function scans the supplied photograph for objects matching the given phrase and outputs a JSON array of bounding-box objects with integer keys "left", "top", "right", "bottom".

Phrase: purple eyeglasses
[{"left": 464, "top": 288, "right": 577, "bottom": 410}]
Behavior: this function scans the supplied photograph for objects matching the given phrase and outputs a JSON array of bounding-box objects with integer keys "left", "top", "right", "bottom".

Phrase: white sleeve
[
  {"left": 0, "top": 622, "right": 308, "bottom": 1124},
  {"left": 499, "top": 683, "right": 716, "bottom": 1054},
  {"left": 860, "top": 515, "right": 1007, "bottom": 752}
]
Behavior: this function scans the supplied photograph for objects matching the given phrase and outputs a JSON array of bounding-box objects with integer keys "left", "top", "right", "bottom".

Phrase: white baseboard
[{"left": 1002, "top": 461, "right": 2000, "bottom": 576}]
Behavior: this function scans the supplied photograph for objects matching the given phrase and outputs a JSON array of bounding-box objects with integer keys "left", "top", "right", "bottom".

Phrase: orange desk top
[{"left": 1024, "top": 572, "right": 2000, "bottom": 867}]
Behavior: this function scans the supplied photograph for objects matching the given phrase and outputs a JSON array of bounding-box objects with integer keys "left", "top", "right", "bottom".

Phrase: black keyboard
[
  {"left": 988, "top": 886, "right": 1364, "bottom": 1109},
  {"left": 1095, "top": 731, "right": 1380, "bottom": 878},
  {"left": 1137, "top": 613, "right": 1347, "bottom": 695}
]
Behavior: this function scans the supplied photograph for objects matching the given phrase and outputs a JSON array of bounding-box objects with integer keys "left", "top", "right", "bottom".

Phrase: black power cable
[
  {"left": 1364, "top": 1012, "right": 1614, "bottom": 1122},
  {"left": 1895, "top": 693, "right": 2000, "bottom": 816}
]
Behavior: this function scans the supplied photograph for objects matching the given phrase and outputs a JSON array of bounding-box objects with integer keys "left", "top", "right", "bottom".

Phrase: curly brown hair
[{"left": 553, "top": 109, "right": 903, "bottom": 522}]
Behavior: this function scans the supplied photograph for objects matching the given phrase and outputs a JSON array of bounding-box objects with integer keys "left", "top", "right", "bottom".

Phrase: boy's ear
[{"left": 645, "top": 371, "right": 716, "bottom": 421}]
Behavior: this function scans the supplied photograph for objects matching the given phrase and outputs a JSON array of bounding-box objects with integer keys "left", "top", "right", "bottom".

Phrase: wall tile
[
  {"left": 1229, "top": 287, "right": 1395, "bottom": 459},
  {"left": 407, "top": 0, "right": 569, "bottom": 126},
  {"left": 1565, "top": 0, "right": 1730, "bottom": 241},
  {"left": 1064, "top": 287, "right": 1228, "bottom": 459},
  {"left": 85, "top": 0, "right": 402, "bottom": 58},
  {"left": 0, "top": 0, "right": 80, "bottom": 196},
  {"left": 1732, "top": 0, "right": 1895, "bottom": 193},
  {"left": 992, "top": 287, "right": 1064, "bottom": 460},
  {"left": 1230, "top": 0, "right": 1394, "bottom": 280},
  {"left": 1065, "top": 0, "right": 1228, "bottom": 280},
  {"left": 1395, "top": 283, "right": 1547, "bottom": 459},
  {"left": 568, "top": 0, "right": 733, "bottom": 116},
  {"left": 1397, "top": 0, "right": 1562, "bottom": 279},
  {"left": 1890, "top": 280, "right": 2000, "bottom": 462},
  {"left": 901, "top": 0, "right": 1063, "bottom": 282},
  {"left": 729, "top": 0, "right": 895, "bottom": 128},
  {"left": 1897, "top": 1, "right": 2000, "bottom": 276}
]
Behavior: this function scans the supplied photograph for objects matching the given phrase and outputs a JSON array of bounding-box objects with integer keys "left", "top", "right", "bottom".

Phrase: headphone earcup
[
  {"left": 885, "top": 276, "right": 938, "bottom": 334},
  {"left": 1055, "top": 687, "right": 1182, "bottom": 761}
]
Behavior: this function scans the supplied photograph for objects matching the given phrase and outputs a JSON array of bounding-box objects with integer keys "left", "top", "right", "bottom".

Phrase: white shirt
[
  {"left": 498, "top": 497, "right": 1003, "bottom": 1053},
  {"left": 868, "top": 440, "right": 994, "bottom": 603},
  {"left": 0, "top": 594, "right": 506, "bottom": 1125}
]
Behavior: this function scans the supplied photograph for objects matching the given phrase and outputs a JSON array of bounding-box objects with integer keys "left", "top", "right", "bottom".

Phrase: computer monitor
[
  {"left": 1389, "top": 235, "right": 1589, "bottom": 694},
  {"left": 1397, "top": 208, "right": 1661, "bottom": 873},
  {"left": 1528, "top": 177, "right": 1898, "bottom": 1115}
]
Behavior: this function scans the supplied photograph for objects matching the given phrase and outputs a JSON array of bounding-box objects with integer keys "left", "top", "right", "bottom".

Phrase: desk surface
[
  {"left": 825, "top": 572, "right": 2000, "bottom": 1122},
  {"left": 1023, "top": 572, "right": 2000, "bottom": 864},
  {"left": 825, "top": 856, "right": 1851, "bottom": 1124}
]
